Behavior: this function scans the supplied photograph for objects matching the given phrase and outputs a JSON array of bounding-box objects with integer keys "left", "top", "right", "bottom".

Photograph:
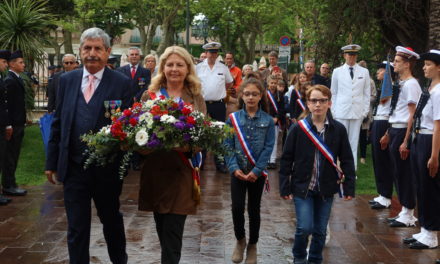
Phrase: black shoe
[
  {"left": 0, "top": 196, "right": 10, "bottom": 205},
  {"left": 409, "top": 241, "right": 437, "bottom": 249},
  {"left": 3, "top": 187, "right": 27, "bottom": 196},
  {"left": 368, "top": 199, "right": 377, "bottom": 205},
  {"left": 403, "top": 237, "right": 417, "bottom": 244},
  {"left": 435, "top": 259, "right": 440, "bottom": 264},
  {"left": 371, "top": 202, "right": 390, "bottom": 210},
  {"left": 386, "top": 216, "right": 399, "bottom": 222},
  {"left": 389, "top": 220, "right": 415, "bottom": 228}
]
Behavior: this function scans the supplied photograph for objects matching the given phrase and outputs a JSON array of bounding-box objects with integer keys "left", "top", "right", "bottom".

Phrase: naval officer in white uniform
[{"left": 331, "top": 44, "right": 371, "bottom": 169}]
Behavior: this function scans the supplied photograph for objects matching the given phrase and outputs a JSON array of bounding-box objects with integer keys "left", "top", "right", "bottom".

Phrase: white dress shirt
[
  {"left": 389, "top": 78, "right": 421, "bottom": 124},
  {"left": 196, "top": 60, "right": 233, "bottom": 101},
  {"left": 331, "top": 63, "right": 371, "bottom": 119},
  {"left": 81, "top": 67, "right": 104, "bottom": 94},
  {"left": 420, "top": 83, "right": 440, "bottom": 130}
]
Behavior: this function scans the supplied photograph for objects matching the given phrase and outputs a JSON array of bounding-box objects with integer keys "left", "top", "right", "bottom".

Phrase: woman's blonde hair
[
  {"left": 143, "top": 54, "right": 156, "bottom": 67},
  {"left": 148, "top": 46, "right": 201, "bottom": 95}
]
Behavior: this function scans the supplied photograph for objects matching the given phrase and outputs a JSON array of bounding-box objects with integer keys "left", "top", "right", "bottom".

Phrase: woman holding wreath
[{"left": 138, "top": 46, "right": 206, "bottom": 264}]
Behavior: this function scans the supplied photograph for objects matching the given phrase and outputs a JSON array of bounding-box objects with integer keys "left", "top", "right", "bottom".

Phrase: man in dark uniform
[
  {"left": 45, "top": 27, "right": 130, "bottom": 264},
  {"left": 116, "top": 47, "right": 151, "bottom": 101},
  {"left": 0, "top": 50, "right": 12, "bottom": 205},
  {"left": 305, "top": 60, "right": 329, "bottom": 87},
  {"left": 2, "top": 50, "right": 27, "bottom": 196}
]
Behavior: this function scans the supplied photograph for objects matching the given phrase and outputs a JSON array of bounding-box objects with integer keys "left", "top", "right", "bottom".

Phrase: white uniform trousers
[{"left": 335, "top": 118, "right": 363, "bottom": 170}]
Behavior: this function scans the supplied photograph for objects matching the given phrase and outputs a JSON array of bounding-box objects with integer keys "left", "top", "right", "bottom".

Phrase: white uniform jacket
[{"left": 331, "top": 63, "right": 371, "bottom": 120}]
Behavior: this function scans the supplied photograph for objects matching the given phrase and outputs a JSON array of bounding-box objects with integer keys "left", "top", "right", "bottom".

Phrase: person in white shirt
[
  {"left": 369, "top": 61, "right": 395, "bottom": 210},
  {"left": 331, "top": 44, "right": 371, "bottom": 170},
  {"left": 381, "top": 46, "right": 421, "bottom": 228},
  {"left": 196, "top": 42, "right": 233, "bottom": 173},
  {"left": 403, "top": 50, "right": 440, "bottom": 250}
]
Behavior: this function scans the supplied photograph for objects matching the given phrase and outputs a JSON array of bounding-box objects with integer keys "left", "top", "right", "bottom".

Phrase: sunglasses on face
[{"left": 63, "top": 61, "right": 76, "bottom": 65}]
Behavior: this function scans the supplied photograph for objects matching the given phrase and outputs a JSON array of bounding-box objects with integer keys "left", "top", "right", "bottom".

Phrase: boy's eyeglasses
[
  {"left": 308, "top": 98, "right": 329, "bottom": 104},
  {"left": 243, "top": 92, "right": 261, "bottom": 97}
]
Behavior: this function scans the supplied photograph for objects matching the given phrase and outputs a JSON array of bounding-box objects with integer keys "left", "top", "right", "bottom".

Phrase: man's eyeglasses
[
  {"left": 243, "top": 92, "right": 261, "bottom": 97},
  {"left": 63, "top": 61, "right": 75, "bottom": 65},
  {"left": 308, "top": 98, "right": 329, "bottom": 104}
]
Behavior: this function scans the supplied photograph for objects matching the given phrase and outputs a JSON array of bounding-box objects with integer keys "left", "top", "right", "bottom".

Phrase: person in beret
[{"left": 2, "top": 50, "right": 27, "bottom": 196}]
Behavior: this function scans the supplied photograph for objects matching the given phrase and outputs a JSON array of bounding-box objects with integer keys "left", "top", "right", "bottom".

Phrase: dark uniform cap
[
  {"left": 48, "top": 65, "right": 56, "bottom": 70},
  {"left": 0, "top": 50, "right": 11, "bottom": 60},
  {"left": 377, "top": 60, "right": 394, "bottom": 70},
  {"left": 8, "top": 50, "right": 23, "bottom": 61},
  {"left": 420, "top": 50, "right": 440, "bottom": 64}
]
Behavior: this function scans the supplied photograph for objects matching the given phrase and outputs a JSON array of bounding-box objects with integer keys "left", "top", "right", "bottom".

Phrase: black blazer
[
  {"left": 0, "top": 77, "right": 10, "bottom": 127},
  {"left": 47, "top": 71, "right": 65, "bottom": 113},
  {"left": 279, "top": 114, "right": 355, "bottom": 198},
  {"left": 116, "top": 64, "right": 151, "bottom": 100},
  {"left": 5, "top": 71, "right": 26, "bottom": 126},
  {"left": 45, "top": 68, "right": 131, "bottom": 182}
]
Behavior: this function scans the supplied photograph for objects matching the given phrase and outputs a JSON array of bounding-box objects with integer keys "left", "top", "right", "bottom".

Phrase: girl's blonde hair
[{"left": 148, "top": 46, "right": 201, "bottom": 95}]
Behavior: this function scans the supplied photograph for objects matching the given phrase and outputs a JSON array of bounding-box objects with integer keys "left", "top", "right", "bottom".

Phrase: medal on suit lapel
[
  {"left": 110, "top": 100, "right": 117, "bottom": 114},
  {"left": 115, "top": 100, "right": 122, "bottom": 112},
  {"left": 104, "top": 100, "right": 111, "bottom": 118},
  {"left": 138, "top": 77, "right": 145, "bottom": 88}
]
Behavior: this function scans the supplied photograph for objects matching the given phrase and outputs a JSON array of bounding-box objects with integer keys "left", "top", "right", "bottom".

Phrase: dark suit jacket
[
  {"left": 45, "top": 67, "right": 131, "bottom": 182},
  {"left": 312, "top": 74, "right": 330, "bottom": 88},
  {"left": 5, "top": 71, "right": 26, "bottom": 126},
  {"left": 116, "top": 64, "right": 151, "bottom": 101},
  {"left": 0, "top": 76, "right": 10, "bottom": 127},
  {"left": 47, "top": 71, "right": 65, "bottom": 113}
]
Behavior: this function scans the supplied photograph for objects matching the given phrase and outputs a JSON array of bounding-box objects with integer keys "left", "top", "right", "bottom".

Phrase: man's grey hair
[
  {"left": 305, "top": 60, "right": 315, "bottom": 66},
  {"left": 80, "top": 27, "right": 111, "bottom": 49},
  {"left": 128, "top": 47, "right": 141, "bottom": 53},
  {"left": 62, "top": 54, "right": 76, "bottom": 61},
  {"left": 268, "top": 51, "right": 278, "bottom": 58}
]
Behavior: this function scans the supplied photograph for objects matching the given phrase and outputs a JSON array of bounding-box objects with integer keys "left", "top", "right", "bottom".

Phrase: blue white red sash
[
  {"left": 297, "top": 119, "right": 345, "bottom": 197},
  {"left": 230, "top": 112, "right": 270, "bottom": 192},
  {"left": 295, "top": 89, "right": 306, "bottom": 111},
  {"left": 267, "top": 91, "right": 278, "bottom": 114}
]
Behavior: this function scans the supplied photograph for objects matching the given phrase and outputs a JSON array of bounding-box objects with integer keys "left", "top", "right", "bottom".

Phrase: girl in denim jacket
[{"left": 225, "top": 77, "right": 275, "bottom": 264}]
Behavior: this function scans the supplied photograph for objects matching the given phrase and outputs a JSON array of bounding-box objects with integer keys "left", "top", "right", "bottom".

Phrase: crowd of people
[{"left": 0, "top": 26, "right": 439, "bottom": 264}]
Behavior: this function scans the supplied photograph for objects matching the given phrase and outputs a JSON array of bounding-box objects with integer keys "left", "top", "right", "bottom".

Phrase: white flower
[
  {"left": 135, "top": 129, "right": 149, "bottom": 146},
  {"left": 99, "top": 125, "right": 111, "bottom": 134},
  {"left": 143, "top": 100, "right": 155, "bottom": 110},
  {"left": 139, "top": 112, "right": 152, "bottom": 122},
  {"left": 211, "top": 121, "right": 225, "bottom": 128},
  {"left": 160, "top": 114, "right": 177, "bottom": 124}
]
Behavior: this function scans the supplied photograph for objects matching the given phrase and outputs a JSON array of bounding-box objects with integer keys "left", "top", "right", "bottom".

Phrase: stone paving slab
[{"left": 0, "top": 161, "right": 439, "bottom": 264}]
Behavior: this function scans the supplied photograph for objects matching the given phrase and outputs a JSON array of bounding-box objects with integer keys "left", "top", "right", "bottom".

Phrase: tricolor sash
[
  {"left": 267, "top": 91, "right": 279, "bottom": 114},
  {"left": 297, "top": 119, "right": 345, "bottom": 197},
  {"left": 229, "top": 112, "right": 270, "bottom": 192},
  {"left": 149, "top": 87, "right": 202, "bottom": 201},
  {"left": 294, "top": 89, "right": 306, "bottom": 111}
]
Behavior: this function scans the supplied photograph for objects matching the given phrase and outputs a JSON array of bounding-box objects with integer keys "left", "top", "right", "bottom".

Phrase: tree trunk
[
  {"left": 156, "top": 18, "right": 174, "bottom": 55},
  {"left": 145, "top": 22, "right": 157, "bottom": 54},
  {"left": 63, "top": 29, "right": 74, "bottom": 54},
  {"left": 138, "top": 24, "right": 147, "bottom": 55},
  {"left": 429, "top": 0, "right": 440, "bottom": 49},
  {"left": 246, "top": 31, "right": 257, "bottom": 65}
]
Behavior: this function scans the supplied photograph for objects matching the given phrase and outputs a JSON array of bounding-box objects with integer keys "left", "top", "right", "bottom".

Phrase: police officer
[
  {"left": 196, "top": 42, "right": 233, "bottom": 173},
  {"left": 0, "top": 50, "right": 12, "bottom": 205},
  {"left": 2, "top": 50, "right": 27, "bottom": 196},
  {"left": 402, "top": 50, "right": 440, "bottom": 250},
  {"left": 381, "top": 46, "right": 421, "bottom": 227},
  {"left": 331, "top": 44, "right": 371, "bottom": 170},
  {"left": 369, "top": 61, "right": 395, "bottom": 210}
]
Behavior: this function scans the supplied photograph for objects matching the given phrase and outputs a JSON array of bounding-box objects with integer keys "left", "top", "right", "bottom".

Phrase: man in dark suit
[
  {"left": 305, "top": 60, "right": 329, "bottom": 87},
  {"left": 47, "top": 54, "right": 77, "bottom": 113},
  {"left": 116, "top": 47, "right": 151, "bottom": 101},
  {"left": 2, "top": 50, "right": 27, "bottom": 196},
  {"left": 0, "top": 50, "right": 13, "bottom": 205},
  {"left": 45, "top": 28, "right": 131, "bottom": 264}
]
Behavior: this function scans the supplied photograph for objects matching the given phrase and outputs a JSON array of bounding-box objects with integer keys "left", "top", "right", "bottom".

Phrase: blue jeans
[{"left": 293, "top": 190, "right": 333, "bottom": 264}]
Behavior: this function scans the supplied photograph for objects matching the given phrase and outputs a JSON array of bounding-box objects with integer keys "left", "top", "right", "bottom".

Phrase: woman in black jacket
[{"left": 279, "top": 85, "right": 355, "bottom": 264}]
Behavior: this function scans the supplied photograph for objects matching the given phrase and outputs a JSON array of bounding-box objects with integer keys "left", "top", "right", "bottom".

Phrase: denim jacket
[{"left": 224, "top": 108, "right": 275, "bottom": 177}]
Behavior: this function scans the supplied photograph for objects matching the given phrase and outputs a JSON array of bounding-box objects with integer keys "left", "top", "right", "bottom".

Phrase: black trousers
[
  {"left": 1, "top": 125, "right": 24, "bottom": 188},
  {"left": 231, "top": 175, "right": 265, "bottom": 244},
  {"left": 204, "top": 101, "right": 226, "bottom": 168},
  {"left": 388, "top": 128, "right": 416, "bottom": 209},
  {"left": 63, "top": 161, "right": 127, "bottom": 264},
  {"left": 370, "top": 120, "right": 393, "bottom": 198},
  {"left": 0, "top": 126, "right": 6, "bottom": 188},
  {"left": 153, "top": 213, "right": 187, "bottom": 264},
  {"left": 411, "top": 134, "right": 440, "bottom": 230}
]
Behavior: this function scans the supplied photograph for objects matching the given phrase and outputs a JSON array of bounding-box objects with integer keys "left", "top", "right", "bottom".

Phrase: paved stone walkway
[{"left": 0, "top": 160, "right": 439, "bottom": 263}]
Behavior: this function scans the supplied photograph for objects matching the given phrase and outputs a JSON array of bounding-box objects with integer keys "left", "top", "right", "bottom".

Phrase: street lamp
[{"left": 192, "top": 15, "right": 209, "bottom": 44}]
